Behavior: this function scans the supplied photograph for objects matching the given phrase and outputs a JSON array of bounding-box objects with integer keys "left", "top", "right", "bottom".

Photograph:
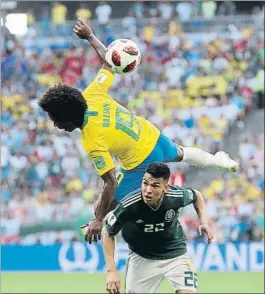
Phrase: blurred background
[{"left": 1, "top": 0, "right": 264, "bottom": 292}]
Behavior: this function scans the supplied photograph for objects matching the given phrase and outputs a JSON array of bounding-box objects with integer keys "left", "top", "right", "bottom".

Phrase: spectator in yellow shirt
[
  {"left": 211, "top": 176, "right": 225, "bottom": 194},
  {"left": 51, "top": 2, "right": 68, "bottom": 36},
  {"left": 143, "top": 24, "right": 154, "bottom": 45},
  {"left": 82, "top": 187, "right": 97, "bottom": 203},
  {"left": 66, "top": 177, "right": 83, "bottom": 193},
  {"left": 215, "top": 114, "right": 228, "bottom": 132},
  {"left": 198, "top": 114, "right": 211, "bottom": 132},
  {"left": 247, "top": 180, "right": 262, "bottom": 201},
  {"left": 27, "top": 10, "right": 35, "bottom": 25},
  {"left": 52, "top": 2, "right": 67, "bottom": 24},
  {"left": 76, "top": 4, "right": 92, "bottom": 23},
  {"left": 168, "top": 19, "right": 183, "bottom": 36}
]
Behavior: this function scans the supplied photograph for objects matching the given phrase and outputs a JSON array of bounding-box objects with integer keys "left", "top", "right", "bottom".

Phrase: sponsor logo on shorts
[{"left": 165, "top": 209, "right": 175, "bottom": 222}]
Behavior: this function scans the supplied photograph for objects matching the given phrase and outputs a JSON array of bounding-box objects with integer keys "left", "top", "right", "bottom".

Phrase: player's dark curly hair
[
  {"left": 146, "top": 162, "right": 170, "bottom": 181},
  {"left": 38, "top": 84, "right": 87, "bottom": 124}
]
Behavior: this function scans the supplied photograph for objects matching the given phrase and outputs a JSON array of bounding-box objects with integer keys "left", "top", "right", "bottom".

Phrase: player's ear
[{"left": 164, "top": 182, "right": 169, "bottom": 193}]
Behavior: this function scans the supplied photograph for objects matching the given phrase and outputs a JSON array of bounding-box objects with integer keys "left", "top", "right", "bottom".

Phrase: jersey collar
[
  {"left": 144, "top": 194, "right": 164, "bottom": 211},
  {"left": 81, "top": 109, "right": 99, "bottom": 129},
  {"left": 81, "top": 111, "right": 89, "bottom": 129}
]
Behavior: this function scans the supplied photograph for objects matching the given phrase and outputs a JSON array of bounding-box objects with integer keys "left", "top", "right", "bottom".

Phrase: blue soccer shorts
[{"left": 114, "top": 134, "right": 178, "bottom": 201}]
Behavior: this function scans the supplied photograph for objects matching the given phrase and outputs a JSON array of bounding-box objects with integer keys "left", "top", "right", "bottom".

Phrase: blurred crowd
[
  {"left": 16, "top": 1, "right": 264, "bottom": 37},
  {"left": 1, "top": 1, "right": 264, "bottom": 244},
  {"left": 181, "top": 130, "right": 264, "bottom": 243}
]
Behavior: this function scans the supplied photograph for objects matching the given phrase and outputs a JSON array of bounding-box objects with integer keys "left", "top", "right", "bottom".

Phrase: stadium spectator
[
  {"left": 176, "top": 1, "right": 193, "bottom": 23},
  {"left": 51, "top": 2, "right": 68, "bottom": 36},
  {"left": 121, "top": 11, "right": 137, "bottom": 37},
  {"left": 52, "top": 2, "right": 67, "bottom": 24},
  {"left": 157, "top": 1, "right": 173, "bottom": 20},
  {"left": 201, "top": 1, "right": 217, "bottom": 20},
  {"left": 95, "top": 1, "right": 112, "bottom": 27},
  {"left": 132, "top": 0, "right": 146, "bottom": 19},
  {"left": 218, "top": 1, "right": 236, "bottom": 15},
  {"left": 75, "top": 3, "right": 92, "bottom": 24},
  {"left": 246, "top": 220, "right": 263, "bottom": 241}
]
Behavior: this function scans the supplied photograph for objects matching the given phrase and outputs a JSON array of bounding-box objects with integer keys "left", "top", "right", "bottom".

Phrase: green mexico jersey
[{"left": 105, "top": 185, "right": 197, "bottom": 260}]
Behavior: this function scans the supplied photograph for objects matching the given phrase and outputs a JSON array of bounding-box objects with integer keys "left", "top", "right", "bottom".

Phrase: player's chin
[
  {"left": 64, "top": 126, "right": 78, "bottom": 132},
  {"left": 143, "top": 196, "right": 153, "bottom": 204}
]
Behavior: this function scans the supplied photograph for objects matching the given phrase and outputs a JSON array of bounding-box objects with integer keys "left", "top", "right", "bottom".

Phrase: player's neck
[{"left": 148, "top": 195, "right": 164, "bottom": 210}]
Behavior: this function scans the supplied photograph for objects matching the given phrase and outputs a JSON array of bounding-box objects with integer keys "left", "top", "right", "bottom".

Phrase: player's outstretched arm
[
  {"left": 193, "top": 189, "right": 214, "bottom": 244},
  {"left": 81, "top": 169, "right": 117, "bottom": 244},
  {"left": 73, "top": 18, "right": 113, "bottom": 72},
  {"left": 94, "top": 169, "right": 118, "bottom": 221},
  {"left": 103, "top": 228, "right": 121, "bottom": 294}
]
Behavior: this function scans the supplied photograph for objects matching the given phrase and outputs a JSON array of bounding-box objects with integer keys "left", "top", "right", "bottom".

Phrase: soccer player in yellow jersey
[{"left": 39, "top": 19, "right": 238, "bottom": 243}]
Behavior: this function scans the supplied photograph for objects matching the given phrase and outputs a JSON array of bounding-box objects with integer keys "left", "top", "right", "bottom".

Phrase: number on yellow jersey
[{"left": 115, "top": 107, "right": 141, "bottom": 141}]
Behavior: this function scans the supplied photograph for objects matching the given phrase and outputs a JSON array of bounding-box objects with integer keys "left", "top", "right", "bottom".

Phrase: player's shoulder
[
  {"left": 83, "top": 68, "right": 114, "bottom": 93},
  {"left": 165, "top": 185, "right": 185, "bottom": 198},
  {"left": 120, "top": 188, "right": 142, "bottom": 209}
]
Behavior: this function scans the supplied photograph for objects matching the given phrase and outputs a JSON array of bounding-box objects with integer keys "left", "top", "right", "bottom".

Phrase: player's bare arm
[
  {"left": 193, "top": 189, "right": 214, "bottom": 244},
  {"left": 95, "top": 168, "right": 118, "bottom": 221},
  {"left": 73, "top": 18, "right": 113, "bottom": 73},
  {"left": 81, "top": 169, "right": 118, "bottom": 244},
  {"left": 103, "top": 228, "right": 121, "bottom": 294}
]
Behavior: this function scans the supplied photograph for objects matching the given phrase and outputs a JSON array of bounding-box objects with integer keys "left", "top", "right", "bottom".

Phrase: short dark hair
[
  {"left": 38, "top": 84, "right": 87, "bottom": 122},
  {"left": 145, "top": 162, "right": 171, "bottom": 181}
]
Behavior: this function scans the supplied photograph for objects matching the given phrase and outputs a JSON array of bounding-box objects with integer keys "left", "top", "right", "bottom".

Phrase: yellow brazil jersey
[{"left": 81, "top": 69, "right": 160, "bottom": 176}]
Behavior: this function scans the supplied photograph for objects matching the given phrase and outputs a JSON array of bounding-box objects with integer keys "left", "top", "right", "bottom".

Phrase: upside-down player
[{"left": 38, "top": 19, "right": 238, "bottom": 243}]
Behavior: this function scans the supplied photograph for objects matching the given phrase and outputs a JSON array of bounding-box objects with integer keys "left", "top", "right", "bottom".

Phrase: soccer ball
[{"left": 105, "top": 39, "right": 141, "bottom": 75}]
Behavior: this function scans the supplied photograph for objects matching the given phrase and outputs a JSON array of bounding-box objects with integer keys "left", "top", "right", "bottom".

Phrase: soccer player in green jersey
[{"left": 103, "top": 162, "right": 213, "bottom": 294}]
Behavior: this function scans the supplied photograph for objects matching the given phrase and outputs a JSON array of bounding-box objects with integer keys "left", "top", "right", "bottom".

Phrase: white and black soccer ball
[{"left": 105, "top": 39, "right": 141, "bottom": 75}]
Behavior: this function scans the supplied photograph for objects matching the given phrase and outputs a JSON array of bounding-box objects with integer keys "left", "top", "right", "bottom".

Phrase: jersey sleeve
[
  {"left": 104, "top": 204, "right": 127, "bottom": 236},
  {"left": 181, "top": 187, "right": 197, "bottom": 207},
  {"left": 172, "top": 185, "right": 197, "bottom": 207},
  {"left": 88, "top": 150, "right": 115, "bottom": 176},
  {"left": 83, "top": 68, "right": 115, "bottom": 96}
]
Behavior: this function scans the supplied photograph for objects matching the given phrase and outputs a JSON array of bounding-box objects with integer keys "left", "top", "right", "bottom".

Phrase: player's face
[
  {"left": 141, "top": 173, "right": 168, "bottom": 206},
  {"left": 48, "top": 113, "right": 78, "bottom": 132},
  {"left": 53, "top": 121, "right": 77, "bottom": 132}
]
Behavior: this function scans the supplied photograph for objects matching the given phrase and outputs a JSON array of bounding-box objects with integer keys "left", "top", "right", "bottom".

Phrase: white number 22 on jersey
[{"left": 144, "top": 223, "right": 164, "bottom": 232}]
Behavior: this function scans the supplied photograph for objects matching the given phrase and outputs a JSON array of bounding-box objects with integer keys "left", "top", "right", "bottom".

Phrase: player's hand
[
  {"left": 73, "top": 18, "right": 93, "bottom": 39},
  {"left": 80, "top": 219, "right": 103, "bottom": 244},
  {"left": 106, "top": 271, "right": 120, "bottom": 294},
  {"left": 198, "top": 223, "right": 214, "bottom": 244}
]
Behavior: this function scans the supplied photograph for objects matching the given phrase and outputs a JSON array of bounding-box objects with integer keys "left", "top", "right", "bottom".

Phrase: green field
[{"left": 2, "top": 272, "right": 264, "bottom": 293}]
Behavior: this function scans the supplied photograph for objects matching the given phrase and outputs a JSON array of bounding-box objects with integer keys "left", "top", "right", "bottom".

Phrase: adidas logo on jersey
[{"left": 135, "top": 219, "right": 144, "bottom": 223}]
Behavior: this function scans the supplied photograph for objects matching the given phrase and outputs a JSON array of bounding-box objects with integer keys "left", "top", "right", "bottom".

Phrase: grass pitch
[{"left": 2, "top": 272, "right": 264, "bottom": 293}]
